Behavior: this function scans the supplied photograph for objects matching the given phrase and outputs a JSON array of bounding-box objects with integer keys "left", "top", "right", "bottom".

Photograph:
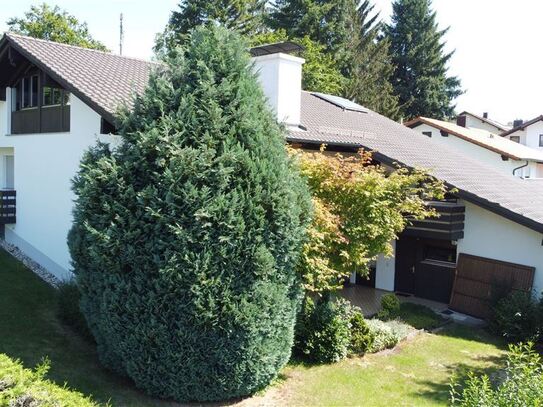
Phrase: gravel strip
[{"left": 0, "top": 240, "right": 61, "bottom": 288}]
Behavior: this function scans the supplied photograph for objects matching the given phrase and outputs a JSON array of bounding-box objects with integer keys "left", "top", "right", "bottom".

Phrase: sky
[{"left": 0, "top": 0, "right": 541, "bottom": 125}]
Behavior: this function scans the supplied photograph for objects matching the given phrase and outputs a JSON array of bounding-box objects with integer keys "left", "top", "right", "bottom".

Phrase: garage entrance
[{"left": 394, "top": 237, "right": 456, "bottom": 303}]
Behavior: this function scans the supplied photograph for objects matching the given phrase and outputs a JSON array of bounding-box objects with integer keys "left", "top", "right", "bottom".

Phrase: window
[
  {"left": 510, "top": 136, "right": 520, "bottom": 143},
  {"left": 422, "top": 131, "right": 432, "bottom": 137},
  {"left": 10, "top": 71, "right": 71, "bottom": 134},
  {"left": 540, "top": 134, "right": 543, "bottom": 147},
  {"left": 42, "top": 87, "right": 67, "bottom": 106},
  {"left": 15, "top": 75, "right": 39, "bottom": 110}
]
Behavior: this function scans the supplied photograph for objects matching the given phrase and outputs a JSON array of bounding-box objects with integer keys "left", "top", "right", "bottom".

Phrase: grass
[
  {"left": 253, "top": 325, "right": 506, "bottom": 406},
  {"left": 0, "top": 248, "right": 506, "bottom": 406},
  {"left": 0, "top": 249, "right": 172, "bottom": 407},
  {"left": 395, "top": 302, "right": 448, "bottom": 330}
]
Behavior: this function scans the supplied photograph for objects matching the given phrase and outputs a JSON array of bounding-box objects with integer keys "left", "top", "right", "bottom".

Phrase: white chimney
[{"left": 252, "top": 53, "right": 305, "bottom": 127}]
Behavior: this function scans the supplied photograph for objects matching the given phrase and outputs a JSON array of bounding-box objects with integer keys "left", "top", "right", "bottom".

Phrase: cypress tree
[
  {"left": 69, "top": 26, "right": 311, "bottom": 402},
  {"left": 385, "top": 0, "right": 463, "bottom": 119}
]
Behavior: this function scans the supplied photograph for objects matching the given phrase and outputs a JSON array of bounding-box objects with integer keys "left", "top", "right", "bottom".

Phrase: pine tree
[
  {"left": 343, "top": 0, "right": 401, "bottom": 120},
  {"left": 267, "top": 0, "right": 357, "bottom": 61},
  {"left": 69, "top": 26, "right": 311, "bottom": 402},
  {"left": 268, "top": 0, "right": 401, "bottom": 119},
  {"left": 155, "top": 0, "right": 266, "bottom": 54},
  {"left": 385, "top": 0, "right": 462, "bottom": 119}
]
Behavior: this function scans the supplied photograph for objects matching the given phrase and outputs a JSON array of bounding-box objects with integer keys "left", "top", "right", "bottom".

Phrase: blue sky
[{"left": 1, "top": 0, "right": 541, "bottom": 125}]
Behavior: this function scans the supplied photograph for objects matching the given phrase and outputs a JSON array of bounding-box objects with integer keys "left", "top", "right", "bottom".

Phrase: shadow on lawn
[{"left": 410, "top": 324, "right": 507, "bottom": 405}]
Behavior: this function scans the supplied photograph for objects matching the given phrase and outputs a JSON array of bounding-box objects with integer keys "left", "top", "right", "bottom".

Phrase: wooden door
[{"left": 394, "top": 237, "right": 419, "bottom": 294}]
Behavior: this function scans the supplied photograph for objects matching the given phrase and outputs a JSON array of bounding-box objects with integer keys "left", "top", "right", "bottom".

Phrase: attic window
[
  {"left": 510, "top": 136, "right": 520, "bottom": 143},
  {"left": 10, "top": 71, "right": 70, "bottom": 134}
]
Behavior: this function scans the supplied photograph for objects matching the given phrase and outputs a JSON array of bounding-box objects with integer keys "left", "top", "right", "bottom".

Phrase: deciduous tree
[{"left": 7, "top": 3, "right": 108, "bottom": 51}]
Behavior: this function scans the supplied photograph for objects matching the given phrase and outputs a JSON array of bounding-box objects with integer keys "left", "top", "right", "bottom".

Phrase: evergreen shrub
[{"left": 68, "top": 26, "right": 310, "bottom": 402}]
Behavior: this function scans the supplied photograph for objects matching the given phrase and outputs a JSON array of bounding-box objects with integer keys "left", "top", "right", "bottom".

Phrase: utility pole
[{"left": 119, "top": 13, "right": 124, "bottom": 56}]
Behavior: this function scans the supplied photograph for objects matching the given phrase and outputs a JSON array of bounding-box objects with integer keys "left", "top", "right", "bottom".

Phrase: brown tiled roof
[
  {"left": 2, "top": 33, "right": 158, "bottom": 123},
  {"left": 290, "top": 92, "right": 543, "bottom": 233},
  {"left": 3, "top": 34, "right": 543, "bottom": 232}
]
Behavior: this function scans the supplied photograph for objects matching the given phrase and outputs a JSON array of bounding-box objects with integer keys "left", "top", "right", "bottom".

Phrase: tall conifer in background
[{"left": 385, "top": 0, "right": 462, "bottom": 119}]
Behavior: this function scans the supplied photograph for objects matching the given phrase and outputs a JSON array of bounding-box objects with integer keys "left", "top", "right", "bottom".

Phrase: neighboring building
[
  {"left": 501, "top": 116, "right": 543, "bottom": 152},
  {"left": 405, "top": 116, "right": 543, "bottom": 179},
  {"left": 455, "top": 111, "right": 510, "bottom": 134},
  {"left": 0, "top": 34, "right": 542, "bottom": 318}
]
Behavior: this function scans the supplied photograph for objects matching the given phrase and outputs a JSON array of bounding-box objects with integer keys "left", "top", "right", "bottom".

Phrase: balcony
[
  {"left": 0, "top": 190, "right": 16, "bottom": 224},
  {"left": 403, "top": 200, "right": 465, "bottom": 241}
]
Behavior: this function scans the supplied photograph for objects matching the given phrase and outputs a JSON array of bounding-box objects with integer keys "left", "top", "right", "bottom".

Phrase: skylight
[{"left": 312, "top": 92, "right": 368, "bottom": 113}]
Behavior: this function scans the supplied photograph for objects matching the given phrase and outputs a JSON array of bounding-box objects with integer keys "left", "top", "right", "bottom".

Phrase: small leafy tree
[
  {"left": 69, "top": 26, "right": 310, "bottom": 402},
  {"left": 7, "top": 3, "right": 108, "bottom": 51},
  {"left": 293, "top": 148, "right": 446, "bottom": 294}
]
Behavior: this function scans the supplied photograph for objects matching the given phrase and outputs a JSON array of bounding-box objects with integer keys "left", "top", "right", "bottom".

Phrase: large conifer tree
[
  {"left": 344, "top": 0, "right": 401, "bottom": 120},
  {"left": 385, "top": 0, "right": 462, "bottom": 119},
  {"left": 69, "top": 26, "right": 310, "bottom": 402},
  {"left": 268, "top": 0, "right": 401, "bottom": 119},
  {"left": 155, "top": 0, "right": 266, "bottom": 53}
]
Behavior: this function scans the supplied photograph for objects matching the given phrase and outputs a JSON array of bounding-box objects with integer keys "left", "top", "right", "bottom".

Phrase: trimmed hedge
[
  {"left": 68, "top": 26, "right": 310, "bottom": 402},
  {"left": 0, "top": 354, "right": 97, "bottom": 406}
]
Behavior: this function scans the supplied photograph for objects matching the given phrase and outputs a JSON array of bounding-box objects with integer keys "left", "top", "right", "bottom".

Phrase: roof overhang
[
  {"left": 0, "top": 34, "right": 116, "bottom": 124},
  {"left": 287, "top": 135, "right": 543, "bottom": 235}
]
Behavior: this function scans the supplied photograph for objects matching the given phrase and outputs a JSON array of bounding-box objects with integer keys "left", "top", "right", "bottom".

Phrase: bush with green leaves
[
  {"left": 490, "top": 291, "right": 541, "bottom": 343},
  {"left": 377, "top": 293, "right": 401, "bottom": 320},
  {"left": 366, "top": 318, "right": 412, "bottom": 352},
  {"left": 0, "top": 354, "right": 97, "bottom": 406},
  {"left": 349, "top": 310, "right": 375, "bottom": 355},
  {"left": 294, "top": 297, "right": 352, "bottom": 363},
  {"left": 450, "top": 342, "right": 543, "bottom": 406},
  {"left": 68, "top": 26, "right": 311, "bottom": 402}
]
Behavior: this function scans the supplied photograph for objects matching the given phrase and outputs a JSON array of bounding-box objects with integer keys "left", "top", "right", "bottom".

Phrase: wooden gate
[{"left": 450, "top": 254, "right": 535, "bottom": 319}]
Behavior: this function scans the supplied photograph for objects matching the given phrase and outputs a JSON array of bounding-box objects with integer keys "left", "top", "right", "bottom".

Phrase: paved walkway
[{"left": 339, "top": 284, "right": 485, "bottom": 327}]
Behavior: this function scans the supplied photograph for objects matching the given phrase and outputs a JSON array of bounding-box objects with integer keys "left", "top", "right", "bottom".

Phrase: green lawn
[
  {"left": 0, "top": 249, "right": 171, "bottom": 407},
  {"left": 252, "top": 325, "right": 506, "bottom": 406},
  {"left": 0, "top": 248, "right": 506, "bottom": 406}
]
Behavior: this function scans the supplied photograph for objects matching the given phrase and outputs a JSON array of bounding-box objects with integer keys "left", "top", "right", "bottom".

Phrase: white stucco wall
[
  {"left": 464, "top": 115, "right": 504, "bottom": 134},
  {"left": 0, "top": 91, "right": 118, "bottom": 279},
  {"left": 456, "top": 201, "right": 543, "bottom": 295},
  {"left": 375, "top": 240, "right": 395, "bottom": 291},
  {"left": 253, "top": 53, "right": 304, "bottom": 127},
  {"left": 506, "top": 121, "right": 543, "bottom": 152},
  {"left": 414, "top": 123, "right": 532, "bottom": 177}
]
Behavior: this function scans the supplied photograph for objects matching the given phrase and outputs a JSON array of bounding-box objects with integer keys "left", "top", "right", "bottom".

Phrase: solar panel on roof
[{"left": 312, "top": 92, "right": 368, "bottom": 113}]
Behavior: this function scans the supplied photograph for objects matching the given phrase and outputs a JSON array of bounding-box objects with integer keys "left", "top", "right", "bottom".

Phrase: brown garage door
[{"left": 450, "top": 253, "right": 535, "bottom": 319}]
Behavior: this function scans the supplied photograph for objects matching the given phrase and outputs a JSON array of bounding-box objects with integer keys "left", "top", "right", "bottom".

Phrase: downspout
[{"left": 512, "top": 160, "right": 529, "bottom": 178}]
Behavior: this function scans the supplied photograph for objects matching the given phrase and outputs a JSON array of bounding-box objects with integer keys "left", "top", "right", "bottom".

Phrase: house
[
  {"left": 0, "top": 33, "right": 542, "bottom": 318},
  {"left": 405, "top": 116, "right": 543, "bottom": 179},
  {"left": 455, "top": 111, "right": 510, "bottom": 134},
  {"left": 501, "top": 116, "right": 543, "bottom": 152}
]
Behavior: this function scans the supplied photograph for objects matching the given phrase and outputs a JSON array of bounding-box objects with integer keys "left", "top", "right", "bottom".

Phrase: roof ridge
[{"left": 4, "top": 32, "right": 160, "bottom": 66}]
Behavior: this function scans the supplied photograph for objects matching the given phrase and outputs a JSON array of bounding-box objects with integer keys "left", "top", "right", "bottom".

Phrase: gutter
[{"left": 513, "top": 160, "right": 529, "bottom": 178}]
